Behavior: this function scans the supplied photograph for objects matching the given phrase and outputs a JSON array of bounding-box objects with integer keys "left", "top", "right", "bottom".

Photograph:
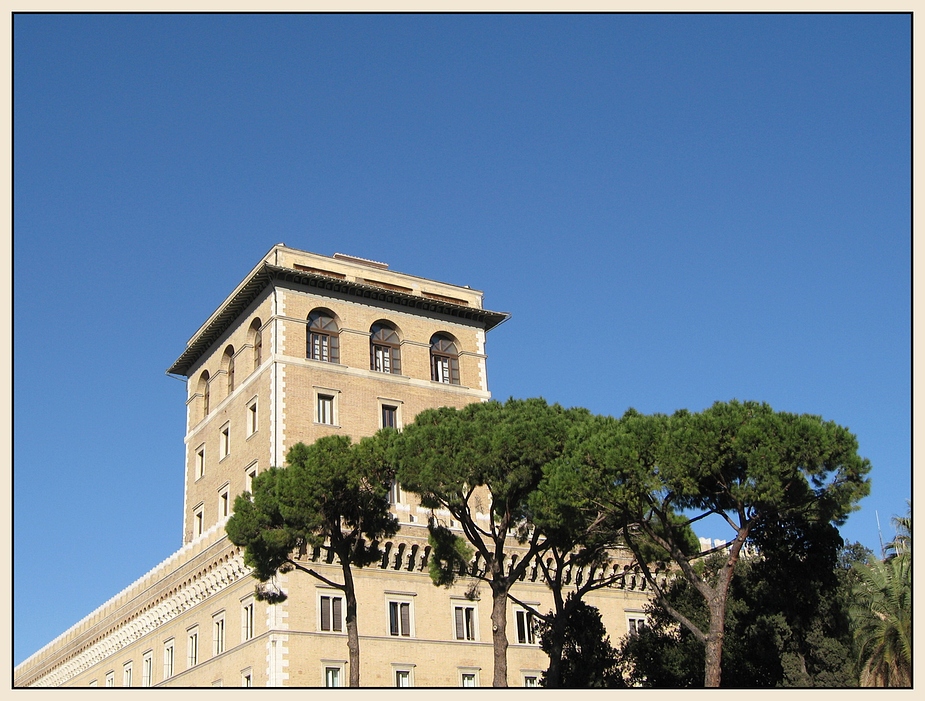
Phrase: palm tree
[{"left": 850, "top": 505, "right": 912, "bottom": 687}]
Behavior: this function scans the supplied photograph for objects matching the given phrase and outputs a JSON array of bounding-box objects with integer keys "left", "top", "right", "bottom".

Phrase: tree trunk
[
  {"left": 342, "top": 561, "right": 361, "bottom": 687},
  {"left": 703, "top": 593, "right": 726, "bottom": 687},
  {"left": 490, "top": 583, "right": 510, "bottom": 687}
]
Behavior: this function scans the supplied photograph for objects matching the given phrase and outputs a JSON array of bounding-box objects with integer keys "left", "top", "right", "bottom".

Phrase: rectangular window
[
  {"left": 320, "top": 594, "right": 344, "bottom": 632},
  {"left": 219, "top": 487, "right": 230, "bottom": 519},
  {"left": 627, "top": 616, "right": 646, "bottom": 635},
  {"left": 163, "top": 640, "right": 175, "bottom": 680},
  {"left": 317, "top": 394, "right": 335, "bottom": 425},
  {"left": 242, "top": 598, "right": 255, "bottom": 641},
  {"left": 105, "top": 672, "right": 114, "bottom": 688},
  {"left": 195, "top": 446, "right": 205, "bottom": 480},
  {"left": 123, "top": 662, "right": 132, "bottom": 688},
  {"left": 388, "top": 600, "right": 412, "bottom": 637},
  {"left": 324, "top": 667, "right": 341, "bottom": 687},
  {"left": 373, "top": 345, "right": 392, "bottom": 373},
  {"left": 388, "top": 479, "right": 401, "bottom": 505},
  {"left": 241, "top": 669, "right": 253, "bottom": 687},
  {"left": 524, "top": 675, "right": 540, "bottom": 687},
  {"left": 212, "top": 679, "right": 223, "bottom": 687},
  {"left": 381, "top": 404, "right": 397, "bottom": 429},
  {"left": 88, "top": 680, "right": 98, "bottom": 687},
  {"left": 461, "top": 672, "right": 477, "bottom": 687},
  {"left": 187, "top": 628, "right": 199, "bottom": 668},
  {"left": 515, "top": 609, "right": 537, "bottom": 645},
  {"left": 213, "top": 613, "right": 225, "bottom": 655},
  {"left": 142, "top": 652, "right": 153, "bottom": 687},
  {"left": 220, "top": 423, "right": 231, "bottom": 459},
  {"left": 247, "top": 399, "right": 258, "bottom": 437},
  {"left": 194, "top": 505, "right": 204, "bottom": 537},
  {"left": 394, "top": 669, "right": 412, "bottom": 687},
  {"left": 245, "top": 463, "right": 258, "bottom": 495},
  {"left": 454, "top": 605, "right": 476, "bottom": 641}
]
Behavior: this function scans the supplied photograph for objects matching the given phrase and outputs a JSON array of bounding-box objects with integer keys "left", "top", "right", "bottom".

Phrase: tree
[
  {"left": 591, "top": 400, "right": 871, "bottom": 687},
  {"left": 617, "top": 539, "right": 866, "bottom": 687},
  {"left": 537, "top": 597, "right": 623, "bottom": 687},
  {"left": 392, "top": 398, "right": 575, "bottom": 686},
  {"left": 850, "top": 505, "right": 911, "bottom": 687},
  {"left": 226, "top": 433, "right": 398, "bottom": 687}
]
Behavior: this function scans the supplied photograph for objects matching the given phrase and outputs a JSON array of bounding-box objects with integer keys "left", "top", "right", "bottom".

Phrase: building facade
[{"left": 15, "top": 245, "right": 650, "bottom": 687}]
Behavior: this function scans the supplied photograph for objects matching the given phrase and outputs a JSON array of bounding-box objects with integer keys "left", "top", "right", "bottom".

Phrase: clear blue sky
[{"left": 13, "top": 13, "right": 911, "bottom": 667}]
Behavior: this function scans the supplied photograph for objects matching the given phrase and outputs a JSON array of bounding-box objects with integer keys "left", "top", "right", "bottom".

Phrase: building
[{"left": 14, "top": 244, "right": 651, "bottom": 687}]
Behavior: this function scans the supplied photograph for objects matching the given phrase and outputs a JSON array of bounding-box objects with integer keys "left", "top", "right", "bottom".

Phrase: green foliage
[
  {"left": 617, "top": 539, "right": 862, "bottom": 687},
  {"left": 538, "top": 598, "right": 624, "bottom": 688},
  {"left": 850, "top": 504, "right": 911, "bottom": 687},
  {"left": 426, "top": 522, "right": 473, "bottom": 587},
  {"left": 226, "top": 432, "right": 399, "bottom": 582}
]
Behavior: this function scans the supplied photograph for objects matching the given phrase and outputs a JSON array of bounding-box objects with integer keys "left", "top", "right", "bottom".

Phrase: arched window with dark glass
[
  {"left": 249, "top": 319, "right": 263, "bottom": 371},
  {"left": 370, "top": 321, "right": 402, "bottom": 374},
  {"left": 222, "top": 345, "right": 235, "bottom": 395},
  {"left": 430, "top": 334, "right": 460, "bottom": 385},
  {"left": 199, "top": 371, "right": 210, "bottom": 418},
  {"left": 307, "top": 309, "right": 340, "bottom": 363}
]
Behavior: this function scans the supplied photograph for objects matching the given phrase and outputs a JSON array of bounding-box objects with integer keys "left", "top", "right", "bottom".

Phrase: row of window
[{"left": 195, "top": 313, "right": 464, "bottom": 422}]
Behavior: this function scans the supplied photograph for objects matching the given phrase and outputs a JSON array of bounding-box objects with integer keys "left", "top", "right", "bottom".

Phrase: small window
[
  {"left": 220, "top": 423, "right": 231, "bottom": 459},
  {"left": 88, "top": 680, "right": 98, "bottom": 687},
  {"left": 523, "top": 674, "right": 540, "bottom": 687},
  {"left": 105, "top": 671, "right": 114, "bottom": 688},
  {"left": 242, "top": 598, "right": 255, "bottom": 641},
  {"left": 324, "top": 667, "right": 342, "bottom": 687},
  {"left": 381, "top": 404, "right": 397, "bottom": 429},
  {"left": 245, "top": 463, "right": 258, "bottom": 495},
  {"left": 141, "top": 652, "right": 153, "bottom": 687},
  {"left": 223, "top": 345, "right": 236, "bottom": 395},
  {"left": 320, "top": 594, "right": 344, "bottom": 632},
  {"left": 247, "top": 399, "right": 258, "bottom": 436},
  {"left": 454, "top": 605, "right": 476, "bottom": 641},
  {"left": 241, "top": 669, "right": 253, "bottom": 687},
  {"left": 187, "top": 627, "right": 199, "bottom": 668},
  {"left": 515, "top": 608, "right": 538, "bottom": 645},
  {"left": 370, "top": 321, "right": 402, "bottom": 374},
  {"left": 249, "top": 318, "right": 263, "bottom": 371},
  {"left": 627, "top": 615, "right": 646, "bottom": 635},
  {"left": 317, "top": 394, "right": 335, "bottom": 425},
  {"left": 388, "top": 600, "right": 412, "bottom": 637},
  {"left": 199, "top": 371, "right": 210, "bottom": 418},
  {"left": 163, "top": 640, "right": 175, "bottom": 680},
  {"left": 460, "top": 670, "right": 479, "bottom": 687},
  {"left": 193, "top": 505, "right": 205, "bottom": 538},
  {"left": 307, "top": 309, "right": 340, "bottom": 363},
  {"left": 195, "top": 445, "right": 205, "bottom": 480},
  {"left": 219, "top": 486, "right": 230, "bottom": 519},
  {"left": 430, "top": 334, "right": 460, "bottom": 384},
  {"left": 388, "top": 480, "right": 401, "bottom": 505},
  {"left": 213, "top": 612, "right": 226, "bottom": 655},
  {"left": 123, "top": 661, "right": 133, "bottom": 688},
  {"left": 394, "top": 668, "right": 413, "bottom": 687}
]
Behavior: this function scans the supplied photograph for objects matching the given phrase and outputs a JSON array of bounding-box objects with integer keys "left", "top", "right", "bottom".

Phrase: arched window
[
  {"left": 307, "top": 309, "right": 340, "bottom": 363},
  {"left": 370, "top": 321, "right": 402, "bottom": 375},
  {"left": 199, "top": 371, "right": 210, "bottom": 418},
  {"left": 249, "top": 319, "right": 263, "bottom": 371},
  {"left": 222, "top": 346, "right": 235, "bottom": 395},
  {"left": 430, "top": 334, "right": 460, "bottom": 385}
]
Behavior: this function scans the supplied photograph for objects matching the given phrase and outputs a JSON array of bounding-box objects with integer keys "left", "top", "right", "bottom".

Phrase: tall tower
[{"left": 166, "top": 244, "right": 508, "bottom": 544}]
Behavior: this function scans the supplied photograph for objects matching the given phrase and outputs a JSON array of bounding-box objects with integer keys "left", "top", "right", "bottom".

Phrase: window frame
[
  {"left": 122, "top": 661, "right": 133, "bottom": 688},
  {"left": 430, "top": 334, "right": 461, "bottom": 385},
  {"left": 218, "top": 484, "right": 230, "bottom": 519},
  {"left": 307, "top": 310, "right": 341, "bottom": 364},
  {"left": 105, "top": 671, "right": 114, "bottom": 688},
  {"left": 187, "top": 626, "right": 199, "bottom": 668},
  {"left": 318, "top": 590, "right": 345, "bottom": 633},
  {"left": 241, "top": 668, "right": 253, "bottom": 687},
  {"left": 195, "top": 444, "right": 205, "bottom": 481},
  {"left": 163, "top": 639, "right": 175, "bottom": 680},
  {"left": 212, "top": 610, "right": 226, "bottom": 656},
  {"left": 514, "top": 606, "right": 539, "bottom": 646},
  {"left": 370, "top": 322, "right": 402, "bottom": 375},
  {"left": 219, "top": 422, "right": 231, "bottom": 460},
  {"left": 246, "top": 397, "right": 259, "bottom": 437},
  {"left": 314, "top": 387, "right": 340, "bottom": 426},
  {"left": 626, "top": 613, "right": 647, "bottom": 635},
  {"left": 241, "top": 595, "right": 255, "bottom": 641},
  {"left": 459, "top": 668, "right": 480, "bottom": 687},
  {"left": 244, "top": 461, "right": 258, "bottom": 496},
  {"left": 392, "top": 664, "right": 415, "bottom": 687},
  {"left": 452, "top": 601, "right": 478, "bottom": 641},
  {"left": 193, "top": 503, "right": 205, "bottom": 538},
  {"left": 321, "top": 660, "right": 346, "bottom": 688},
  {"left": 386, "top": 593, "right": 415, "bottom": 638},
  {"left": 141, "top": 650, "right": 153, "bottom": 687}
]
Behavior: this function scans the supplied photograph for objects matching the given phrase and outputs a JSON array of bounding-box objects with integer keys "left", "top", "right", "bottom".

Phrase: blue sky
[{"left": 13, "top": 13, "right": 910, "bottom": 666}]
